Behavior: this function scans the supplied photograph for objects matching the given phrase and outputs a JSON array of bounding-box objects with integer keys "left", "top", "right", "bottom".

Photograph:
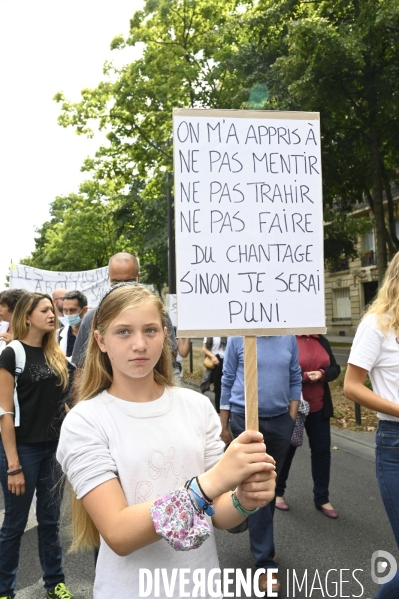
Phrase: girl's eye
[
  {"left": 146, "top": 328, "right": 158, "bottom": 334},
  {"left": 117, "top": 329, "right": 129, "bottom": 336}
]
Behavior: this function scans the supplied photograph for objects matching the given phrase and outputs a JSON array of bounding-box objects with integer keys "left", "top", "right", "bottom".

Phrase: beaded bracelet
[
  {"left": 185, "top": 477, "right": 215, "bottom": 516},
  {"left": 7, "top": 466, "right": 23, "bottom": 476},
  {"left": 195, "top": 476, "right": 213, "bottom": 503},
  {"left": 231, "top": 488, "right": 260, "bottom": 517}
]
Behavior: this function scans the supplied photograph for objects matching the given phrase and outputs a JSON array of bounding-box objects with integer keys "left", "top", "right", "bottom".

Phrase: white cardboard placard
[{"left": 173, "top": 109, "right": 325, "bottom": 336}]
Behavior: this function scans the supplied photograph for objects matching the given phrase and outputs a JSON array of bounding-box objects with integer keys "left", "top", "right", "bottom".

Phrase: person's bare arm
[
  {"left": 178, "top": 338, "right": 190, "bottom": 358},
  {"left": 82, "top": 479, "right": 159, "bottom": 556},
  {"left": 344, "top": 364, "right": 399, "bottom": 418},
  {"left": 0, "top": 332, "right": 11, "bottom": 344},
  {"left": 203, "top": 343, "right": 219, "bottom": 365},
  {"left": 211, "top": 461, "right": 276, "bottom": 530},
  {"left": 220, "top": 409, "right": 232, "bottom": 445},
  {"left": 0, "top": 369, "right": 25, "bottom": 495},
  {"left": 81, "top": 431, "right": 274, "bottom": 555},
  {"left": 288, "top": 400, "right": 300, "bottom": 421}
]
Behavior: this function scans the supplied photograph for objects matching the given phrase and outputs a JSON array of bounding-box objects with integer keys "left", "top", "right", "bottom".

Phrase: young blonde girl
[
  {"left": 57, "top": 283, "right": 276, "bottom": 599},
  {"left": 345, "top": 253, "right": 399, "bottom": 599},
  {"left": 0, "top": 292, "right": 72, "bottom": 599}
]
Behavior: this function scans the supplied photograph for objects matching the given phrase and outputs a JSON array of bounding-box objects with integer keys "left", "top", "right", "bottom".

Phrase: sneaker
[
  {"left": 0, "top": 596, "right": 12, "bottom": 599},
  {"left": 46, "top": 583, "right": 74, "bottom": 598}
]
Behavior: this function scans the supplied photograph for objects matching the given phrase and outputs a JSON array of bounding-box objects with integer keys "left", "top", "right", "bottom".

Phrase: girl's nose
[{"left": 132, "top": 333, "right": 147, "bottom": 350}]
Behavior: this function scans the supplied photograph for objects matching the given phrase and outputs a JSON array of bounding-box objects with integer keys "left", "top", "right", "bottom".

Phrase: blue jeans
[
  {"left": 375, "top": 421, "right": 399, "bottom": 599},
  {"left": 276, "top": 409, "right": 331, "bottom": 505},
  {"left": 230, "top": 411, "right": 295, "bottom": 570},
  {"left": 0, "top": 440, "right": 65, "bottom": 597},
  {"left": 375, "top": 573, "right": 399, "bottom": 599},
  {"left": 376, "top": 421, "right": 399, "bottom": 548}
]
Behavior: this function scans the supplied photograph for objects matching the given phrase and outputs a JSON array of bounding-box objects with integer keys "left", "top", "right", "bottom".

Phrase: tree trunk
[
  {"left": 364, "top": 187, "right": 395, "bottom": 257},
  {"left": 381, "top": 160, "right": 399, "bottom": 253},
  {"left": 370, "top": 124, "right": 387, "bottom": 283}
]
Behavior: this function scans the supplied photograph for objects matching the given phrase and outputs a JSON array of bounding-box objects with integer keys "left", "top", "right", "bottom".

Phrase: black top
[
  {"left": 66, "top": 326, "right": 76, "bottom": 358},
  {"left": 0, "top": 343, "right": 65, "bottom": 443},
  {"left": 316, "top": 335, "right": 341, "bottom": 419}
]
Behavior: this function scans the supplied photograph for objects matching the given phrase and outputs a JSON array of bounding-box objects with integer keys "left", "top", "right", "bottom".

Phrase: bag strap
[{"left": 7, "top": 340, "right": 26, "bottom": 427}]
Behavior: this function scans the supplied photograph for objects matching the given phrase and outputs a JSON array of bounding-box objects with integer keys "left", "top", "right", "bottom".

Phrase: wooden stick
[{"left": 244, "top": 336, "right": 258, "bottom": 431}]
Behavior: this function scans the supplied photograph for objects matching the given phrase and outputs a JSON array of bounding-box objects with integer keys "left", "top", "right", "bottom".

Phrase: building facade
[{"left": 324, "top": 199, "right": 397, "bottom": 338}]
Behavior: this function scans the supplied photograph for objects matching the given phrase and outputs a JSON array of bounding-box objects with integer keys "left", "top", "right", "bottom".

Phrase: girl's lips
[{"left": 131, "top": 358, "right": 148, "bottom": 363}]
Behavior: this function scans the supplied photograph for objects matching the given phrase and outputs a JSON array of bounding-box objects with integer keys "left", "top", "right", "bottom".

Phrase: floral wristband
[{"left": 150, "top": 488, "right": 211, "bottom": 551}]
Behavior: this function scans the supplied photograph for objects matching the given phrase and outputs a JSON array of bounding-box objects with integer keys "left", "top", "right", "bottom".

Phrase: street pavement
[{"left": 1, "top": 394, "right": 396, "bottom": 599}]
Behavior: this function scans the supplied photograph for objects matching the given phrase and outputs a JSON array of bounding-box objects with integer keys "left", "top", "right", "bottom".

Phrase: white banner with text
[{"left": 9, "top": 263, "right": 108, "bottom": 307}]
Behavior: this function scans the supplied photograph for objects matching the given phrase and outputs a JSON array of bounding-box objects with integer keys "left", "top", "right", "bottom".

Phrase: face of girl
[
  {"left": 95, "top": 302, "right": 166, "bottom": 382},
  {"left": 28, "top": 298, "right": 55, "bottom": 333}
]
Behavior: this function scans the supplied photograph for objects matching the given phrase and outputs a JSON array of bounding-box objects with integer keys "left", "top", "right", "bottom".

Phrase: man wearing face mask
[{"left": 58, "top": 290, "right": 88, "bottom": 362}]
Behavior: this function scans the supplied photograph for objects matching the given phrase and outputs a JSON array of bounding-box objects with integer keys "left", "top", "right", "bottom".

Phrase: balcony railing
[
  {"left": 329, "top": 257, "right": 349, "bottom": 272},
  {"left": 361, "top": 251, "right": 376, "bottom": 267}
]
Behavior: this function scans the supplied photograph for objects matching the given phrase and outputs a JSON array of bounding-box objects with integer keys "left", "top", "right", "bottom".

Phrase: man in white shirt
[{"left": 58, "top": 290, "right": 88, "bottom": 361}]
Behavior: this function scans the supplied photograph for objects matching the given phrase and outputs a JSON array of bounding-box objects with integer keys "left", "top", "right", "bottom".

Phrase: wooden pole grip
[{"left": 244, "top": 336, "right": 258, "bottom": 431}]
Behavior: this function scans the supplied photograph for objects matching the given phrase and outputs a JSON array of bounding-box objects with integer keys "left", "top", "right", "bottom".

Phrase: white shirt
[
  {"left": 348, "top": 314, "right": 399, "bottom": 421},
  {"left": 203, "top": 337, "right": 225, "bottom": 359},
  {"left": 57, "top": 387, "right": 224, "bottom": 599},
  {"left": 0, "top": 321, "right": 9, "bottom": 355}
]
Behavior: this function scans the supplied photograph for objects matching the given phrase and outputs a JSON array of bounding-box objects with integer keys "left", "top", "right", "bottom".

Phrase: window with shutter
[{"left": 333, "top": 288, "right": 351, "bottom": 321}]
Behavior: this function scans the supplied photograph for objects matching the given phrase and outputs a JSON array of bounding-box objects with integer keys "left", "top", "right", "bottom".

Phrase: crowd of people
[{"left": 0, "top": 250, "right": 398, "bottom": 598}]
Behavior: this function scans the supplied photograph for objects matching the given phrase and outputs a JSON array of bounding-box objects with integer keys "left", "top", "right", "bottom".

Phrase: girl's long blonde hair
[
  {"left": 11, "top": 292, "right": 68, "bottom": 389},
  {"left": 363, "top": 252, "right": 399, "bottom": 333},
  {"left": 71, "top": 284, "right": 173, "bottom": 551}
]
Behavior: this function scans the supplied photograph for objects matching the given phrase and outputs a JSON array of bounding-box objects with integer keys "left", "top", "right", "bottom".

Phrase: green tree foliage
[
  {"left": 22, "top": 179, "right": 168, "bottom": 293},
  {"left": 112, "top": 181, "right": 170, "bottom": 295},
  {"left": 234, "top": 0, "right": 399, "bottom": 280},
  {"left": 45, "top": 0, "right": 249, "bottom": 287},
  {"left": 21, "top": 181, "right": 128, "bottom": 271},
  {"left": 24, "top": 0, "right": 399, "bottom": 285},
  {"left": 54, "top": 0, "right": 247, "bottom": 181},
  {"left": 324, "top": 208, "right": 373, "bottom": 272}
]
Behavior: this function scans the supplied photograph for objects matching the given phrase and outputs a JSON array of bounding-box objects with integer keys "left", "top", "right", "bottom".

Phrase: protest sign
[
  {"left": 173, "top": 108, "right": 325, "bottom": 337},
  {"left": 9, "top": 263, "right": 108, "bottom": 307}
]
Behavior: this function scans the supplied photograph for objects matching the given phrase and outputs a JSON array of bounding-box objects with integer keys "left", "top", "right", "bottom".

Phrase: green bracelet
[{"left": 231, "top": 488, "right": 260, "bottom": 517}]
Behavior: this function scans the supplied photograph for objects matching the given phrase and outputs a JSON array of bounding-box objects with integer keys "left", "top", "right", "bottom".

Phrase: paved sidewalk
[
  {"left": 327, "top": 335, "right": 354, "bottom": 344},
  {"left": 331, "top": 426, "right": 376, "bottom": 463},
  {"left": 332, "top": 427, "right": 375, "bottom": 448}
]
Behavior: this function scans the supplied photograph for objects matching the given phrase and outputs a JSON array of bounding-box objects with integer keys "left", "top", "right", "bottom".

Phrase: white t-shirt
[
  {"left": 348, "top": 314, "right": 399, "bottom": 421},
  {"left": 57, "top": 387, "right": 224, "bottom": 599},
  {"left": 0, "top": 321, "right": 9, "bottom": 355},
  {"left": 203, "top": 337, "right": 225, "bottom": 359}
]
